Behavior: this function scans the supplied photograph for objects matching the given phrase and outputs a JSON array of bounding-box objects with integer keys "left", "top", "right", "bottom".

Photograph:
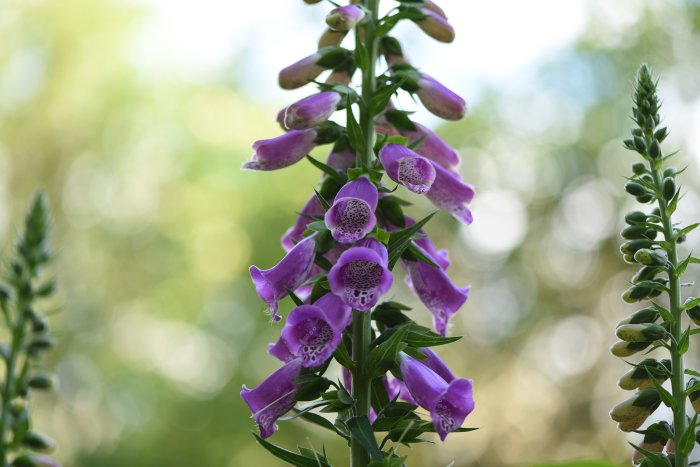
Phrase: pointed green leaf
[
  {"left": 679, "top": 414, "right": 698, "bottom": 455},
  {"left": 387, "top": 212, "right": 436, "bottom": 269},
  {"left": 306, "top": 156, "right": 347, "bottom": 183},
  {"left": 253, "top": 434, "right": 332, "bottom": 467},
  {"left": 347, "top": 416, "right": 382, "bottom": 460},
  {"left": 644, "top": 370, "right": 676, "bottom": 410},
  {"left": 678, "top": 326, "right": 691, "bottom": 355},
  {"left": 346, "top": 105, "right": 365, "bottom": 158}
]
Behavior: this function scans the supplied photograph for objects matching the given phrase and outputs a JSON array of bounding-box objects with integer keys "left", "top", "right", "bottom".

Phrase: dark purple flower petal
[
  {"left": 328, "top": 239, "right": 392, "bottom": 311},
  {"left": 425, "top": 162, "right": 475, "bottom": 224},
  {"left": 416, "top": 75, "right": 465, "bottom": 121},
  {"left": 282, "top": 195, "right": 325, "bottom": 251},
  {"left": 402, "top": 244, "right": 469, "bottom": 335},
  {"left": 399, "top": 353, "right": 446, "bottom": 410},
  {"left": 379, "top": 144, "right": 436, "bottom": 194},
  {"left": 402, "top": 122, "right": 460, "bottom": 169},
  {"left": 249, "top": 234, "right": 317, "bottom": 321},
  {"left": 240, "top": 358, "right": 303, "bottom": 439},
  {"left": 419, "top": 347, "right": 455, "bottom": 382},
  {"left": 244, "top": 129, "right": 318, "bottom": 171},
  {"left": 325, "top": 176, "right": 378, "bottom": 243},
  {"left": 430, "top": 378, "right": 474, "bottom": 441},
  {"left": 285, "top": 92, "right": 342, "bottom": 130}
]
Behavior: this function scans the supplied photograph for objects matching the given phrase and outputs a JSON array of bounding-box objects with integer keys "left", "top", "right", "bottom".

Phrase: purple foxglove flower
[
  {"left": 386, "top": 377, "right": 418, "bottom": 406},
  {"left": 326, "top": 69, "right": 354, "bottom": 86},
  {"left": 398, "top": 353, "right": 474, "bottom": 441},
  {"left": 319, "top": 28, "right": 348, "bottom": 48},
  {"left": 285, "top": 92, "right": 342, "bottom": 130},
  {"left": 417, "top": 74, "right": 466, "bottom": 121},
  {"left": 281, "top": 194, "right": 325, "bottom": 251},
  {"left": 401, "top": 122, "right": 460, "bottom": 169},
  {"left": 423, "top": 0, "right": 447, "bottom": 19},
  {"left": 243, "top": 129, "right": 318, "bottom": 171},
  {"left": 403, "top": 216, "right": 450, "bottom": 270},
  {"left": 268, "top": 336, "right": 295, "bottom": 363},
  {"left": 402, "top": 244, "right": 469, "bottom": 335},
  {"left": 240, "top": 358, "right": 302, "bottom": 439},
  {"left": 328, "top": 238, "right": 393, "bottom": 311},
  {"left": 378, "top": 144, "right": 436, "bottom": 194},
  {"left": 324, "top": 176, "right": 378, "bottom": 243},
  {"left": 425, "top": 162, "right": 475, "bottom": 224},
  {"left": 280, "top": 293, "right": 351, "bottom": 367},
  {"left": 326, "top": 5, "right": 365, "bottom": 31},
  {"left": 279, "top": 47, "right": 348, "bottom": 90},
  {"left": 326, "top": 147, "right": 356, "bottom": 171},
  {"left": 414, "top": 8, "right": 455, "bottom": 43},
  {"left": 276, "top": 107, "right": 288, "bottom": 131},
  {"left": 249, "top": 234, "right": 317, "bottom": 321}
]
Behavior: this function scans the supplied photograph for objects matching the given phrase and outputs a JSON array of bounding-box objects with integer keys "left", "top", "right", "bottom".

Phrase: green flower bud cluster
[{"left": 610, "top": 387, "right": 662, "bottom": 432}]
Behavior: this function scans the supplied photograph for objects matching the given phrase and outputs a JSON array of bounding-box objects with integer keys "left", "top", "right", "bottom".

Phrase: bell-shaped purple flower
[
  {"left": 378, "top": 144, "right": 436, "bottom": 194},
  {"left": 401, "top": 122, "right": 460, "bottom": 169},
  {"left": 425, "top": 162, "right": 475, "bottom": 224},
  {"left": 324, "top": 176, "right": 378, "bottom": 243},
  {"left": 386, "top": 377, "right": 418, "bottom": 406},
  {"left": 398, "top": 352, "right": 474, "bottom": 441},
  {"left": 414, "top": 8, "right": 455, "bottom": 43},
  {"left": 285, "top": 92, "right": 342, "bottom": 130},
  {"left": 402, "top": 244, "right": 469, "bottom": 335},
  {"left": 249, "top": 234, "right": 317, "bottom": 321},
  {"left": 279, "top": 293, "right": 352, "bottom": 367},
  {"left": 281, "top": 195, "right": 325, "bottom": 251},
  {"left": 326, "top": 147, "right": 356, "bottom": 172},
  {"left": 244, "top": 129, "right": 318, "bottom": 171},
  {"left": 328, "top": 238, "right": 393, "bottom": 311},
  {"left": 403, "top": 216, "right": 450, "bottom": 270},
  {"left": 326, "top": 5, "right": 365, "bottom": 31},
  {"left": 241, "top": 358, "right": 302, "bottom": 439},
  {"left": 417, "top": 74, "right": 466, "bottom": 121}
]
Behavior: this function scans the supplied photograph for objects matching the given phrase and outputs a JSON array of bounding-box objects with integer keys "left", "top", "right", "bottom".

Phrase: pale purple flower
[
  {"left": 279, "top": 293, "right": 352, "bottom": 367},
  {"left": 268, "top": 336, "right": 295, "bottom": 363},
  {"left": 417, "top": 74, "right": 466, "bottom": 121},
  {"left": 414, "top": 8, "right": 455, "bottom": 43},
  {"left": 386, "top": 377, "right": 418, "bottom": 406},
  {"left": 402, "top": 244, "right": 469, "bottom": 335},
  {"left": 281, "top": 195, "right": 325, "bottom": 251},
  {"left": 399, "top": 352, "right": 474, "bottom": 441},
  {"left": 249, "top": 234, "right": 317, "bottom": 321},
  {"left": 243, "top": 129, "right": 318, "bottom": 171},
  {"left": 401, "top": 122, "right": 460, "bottom": 169},
  {"left": 285, "top": 92, "right": 342, "bottom": 130},
  {"left": 425, "top": 162, "right": 475, "bottom": 224},
  {"left": 241, "top": 358, "right": 303, "bottom": 439},
  {"left": 423, "top": 0, "right": 447, "bottom": 19},
  {"left": 278, "top": 47, "right": 348, "bottom": 90},
  {"left": 328, "top": 238, "right": 393, "bottom": 311},
  {"left": 378, "top": 144, "right": 436, "bottom": 194},
  {"left": 325, "top": 176, "right": 378, "bottom": 243},
  {"left": 276, "top": 107, "right": 288, "bottom": 131},
  {"left": 326, "top": 5, "right": 365, "bottom": 31},
  {"left": 326, "top": 147, "right": 356, "bottom": 171}
]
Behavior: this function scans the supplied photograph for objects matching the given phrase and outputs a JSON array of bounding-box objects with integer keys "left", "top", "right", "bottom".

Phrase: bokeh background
[{"left": 1, "top": 0, "right": 700, "bottom": 465}]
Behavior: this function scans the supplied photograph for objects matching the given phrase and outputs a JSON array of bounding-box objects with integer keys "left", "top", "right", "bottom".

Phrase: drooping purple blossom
[
  {"left": 281, "top": 195, "right": 325, "bottom": 251},
  {"left": 328, "top": 238, "right": 393, "bottom": 311},
  {"left": 414, "top": 8, "right": 455, "bottom": 43},
  {"left": 398, "top": 352, "right": 474, "bottom": 441},
  {"left": 425, "top": 162, "right": 475, "bottom": 224},
  {"left": 378, "top": 144, "right": 436, "bottom": 194},
  {"left": 417, "top": 74, "right": 466, "bottom": 121},
  {"left": 285, "top": 91, "right": 342, "bottom": 130},
  {"left": 402, "top": 244, "right": 469, "bottom": 335},
  {"left": 326, "top": 147, "right": 356, "bottom": 172},
  {"left": 326, "top": 4, "right": 365, "bottom": 31},
  {"left": 241, "top": 358, "right": 303, "bottom": 439},
  {"left": 386, "top": 377, "right": 418, "bottom": 406},
  {"left": 403, "top": 216, "right": 451, "bottom": 270},
  {"left": 249, "top": 234, "right": 317, "bottom": 321},
  {"left": 278, "top": 47, "right": 348, "bottom": 90},
  {"left": 244, "top": 129, "right": 318, "bottom": 171},
  {"left": 268, "top": 336, "right": 295, "bottom": 363},
  {"left": 279, "top": 293, "right": 351, "bottom": 367},
  {"left": 325, "top": 176, "right": 378, "bottom": 243},
  {"left": 401, "top": 121, "right": 460, "bottom": 169}
]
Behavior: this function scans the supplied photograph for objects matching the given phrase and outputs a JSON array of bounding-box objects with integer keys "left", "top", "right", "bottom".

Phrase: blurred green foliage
[{"left": 0, "top": 0, "right": 699, "bottom": 466}]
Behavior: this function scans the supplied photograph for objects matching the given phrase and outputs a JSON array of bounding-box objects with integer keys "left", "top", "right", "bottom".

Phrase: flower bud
[
  {"left": 664, "top": 438, "right": 676, "bottom": 455},
  {"left": 23, "top": 432, "right": 55, "bottom": 453},
  {"left": 649, "top": 139, "right": 661, "bottom": 159},
  {"left": 632, "top": 421, "right": 671, "bottom": 464},
  {"left": 625, "top": 211, "right": 648, "bottom": 225},
  {"left": 687, "top": 377, "right": 700, "bottom": 413},
  {"left": 663, "top": 166, "right": 676, "bottom": 177},
  {"left": 279, "top": 47, "right": 349, "bottom": 90},
  {"left": 326, "top": 69, "right": 354, "bottom": 86},
  {"left": 633, "top": 249, "right": 667, "bottom": 267},
  {"left": 631, "top": 266, "right": 662, "bottom": 284},
  {"left": 318, "top": 28, "right": 348, "bottom": 48},
  {"left": 621, "top": 225, "right": 647, "bottom": 240},
  {"left": 617, "top": 359, "right": 670, "bottom": 390},
  {"left": 11, "top": 454, "right": 61, "bottom": 467},
  {"left": 380, "top": 36, "right": 406, "bottom": 65},
  {"left": 617, "top": 307, "right": 659, "bottom": 326},
  {"left": 632, "top": 162, "right": 646, "bottom": 175},
  {"left": 620, "top": 239, "right": 653, "bottom": 255},
  {"left": 655, "top": 127, "right": 668, "bottom": 142},
  {"left": 326, "top": 5, "right": 365, "bottom": 31},
  {"left": 303, "top": 0, "right": 322, "bottom": 3},
  {"left": 633, "top": 136, "right": 646, "bottom": 153},
  {"left": 622, "top": 284, "right": 657, "bottom": 303},
  {"left": 284, "top": 92, "right": 342, "bottom": 130},
  {"left": 610, "top": 388, "right": 661, "bottom": 431},
  {"left": 636, "top": 193, "right": 654, "bottom": 203},
  {"left": 414, "top": 8, "right": 455, "bottom": 43},
  {"left": 616, "top": 323, "right": 667, "bottom": 342},
  {"left": 415, "top": 74, "right": 465, "bottom": 121},
  {"left": 28, "top": 375, "right": 54, "bottom": 390},
  {"left": 662, "top": 177, "right": 675, "bottom": 201},
  {"left": 610, "top": 340, "right": 651, "bottom": 357},
  {"left": 625, "top": 181, "right": 648, "bottom": 197},
  {"left": 685, "top": 297, "right": 700, "bottom": 325}
]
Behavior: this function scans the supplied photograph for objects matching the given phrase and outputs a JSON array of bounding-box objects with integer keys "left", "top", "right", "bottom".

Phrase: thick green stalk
[
  {"left": 0, "top": 300, "right": 26, "bottom": 466},
  {"left": 651, "top": 165, "right": 687, "bottom": 467},
  {"left": 350, "top": 1, "right": 380, "bottom": 465}
]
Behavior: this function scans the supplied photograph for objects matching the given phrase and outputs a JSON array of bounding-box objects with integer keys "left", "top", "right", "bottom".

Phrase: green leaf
[
  {"left": 677, "top": 325, "right": 691, "bottom": 355},
  {"left": 314, "top": 254, "right": 333, "bottom": 271},
  {"left": 286, "top": 289, "right": 304, "bottom": 307},
  {"left": 685, "top": 380, "right": 700, "bottom": 396},
  {"left": 368, "top": 81, "right": 403, "bottom": 117},
  {"left": 627, "top": 442, "right": 672, "bottom": 467},
  {"left": 306, "top": 156, "right": 347, "bottom": 184},
  {"left": 405, "top": 325, "right": 461, "bottom": 347},
  {"left": 676, "top": 223, "right": 699, "bottom": 241},
  {"left": 313, "top": 189, "right": 331, "bottom": 211},
  {"left": 371, "top": 377, "right": 391, "bottom": 413},
  {"left": 383, "top": 109, "right": 416, "bottom": 132},
  {"left": 685, "top": 369, "right": 700, "bottom": 378},
  {"left": 679, "top": 414, "right": 698, "bottom": 455},
  {"left": 401, "top": 346, "right": 427, "bottom": 361},
  {"left": 355, "top": 33, "right": 369, "bottom": 71},
  {"left": 387, "top": 212, "right": 436, "bottom": 269},
  {"left": 253, "top": 434, "right": 332, "bottom": 467},
  {"left": 666, "top": 188, "right": 681, "bottom": 216},
  {"left": 683, "top": 297, "right": 700, "bottom": 311},
  {"left": 650, "top": 302, "right": 674, "bottom": 324},
  {"left": 371, "top": 302, "right": 412, "bottom": 328},
  {"left": 333, "top": 338, "right": 355, "bottom": 370},
  {"left": 366, "top": 325, "right": 409, "bottom": 378},
  {"left": 346, "top": 416, "right": 382, "bottom": 460},
  {"left": 346, "top": 105, "right": 365, "bottom": 159},
  {"left": 306, "top": 221, "right": 328, "bottom": 233},
  {"left": 402, "top": 243, "right": 440, "bottom": 268},
  {"left": 377, "top": 196, "right": 406, "bottom": 229},
  {"left": 644, "top": 370, "right": 676, "bottom": 410}
]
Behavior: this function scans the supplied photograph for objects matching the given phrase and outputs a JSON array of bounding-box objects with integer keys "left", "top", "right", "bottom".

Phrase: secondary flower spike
[
  {"left": 325, "top": 176, "right": 378, "bottom": 243},
  {"left": 426, "top": 162, "right": 475, "bottom": 224},
  {"left": 249, "top": 234, "right": 317, "bottom": 321},
  {"left": 285, "top": 91, "right": 342, "bottom": 130},
  {"left": 417, "top": 74, "right": 466, "bottom": 121},
  {"left": 403, "top": 244, "right": 469, "bottom": 335},
  {"left": 399, "top": 352, "right": 475, "bottom": 441},
  {"left": 379, "top": 144, "right": 436, "bottom": 194},
  {"left": 241, "top": 358, "right": 303, "bottom": 439},
  {"left": 244, "top": 129, "right": 318, "bottom": 171},
  {"left": 326, "top": 5, "right": 365, "bottom": 31},
  {"left": 279, "top": 293, "right": 351, "bottom": 367},
  {"left": 328, "top": 238, "right": 393, "bottom": 311}
]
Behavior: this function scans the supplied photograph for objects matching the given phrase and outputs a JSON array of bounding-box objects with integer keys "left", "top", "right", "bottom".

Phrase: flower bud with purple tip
[
  {"left": 325, "top": 176, "right": 378, "bottom": 243},
  {"left": 319, "top": 28, "right": 348, "bottom": 49},
  {"left": 379, "top": 144, "right": 436, "bottom": 194},
  {"left": 414, "top": 7, "right": 455, "bottom": 43},
  {"left": 425, "top": 162, "right": 475, "bottom": 224},
  {"left": 326, "top": 5, "right": 365, "bottom": 31},
  {"left": 244, "top": 129, "right": 318, "bottom": 171},
  {"left": 328, "top": 238, "right": 393, "bottom": 311},
  {"left": 279, "top": 47, "right": 349, "bottom": 90},
  {"left": 285, "top": 91, "right": 342, "bottom": 130},
  {"left": 249, "top": 234, "right": 317, "bottom": 321},
  {"left": 398, "top": 352, "right": 474, "bottom": 441},
  {"left": 241, "top": 358, "right": 303, "bottom": 439},
  {"left": 416, "top": 74, "right": 466, "bottom": 121}
]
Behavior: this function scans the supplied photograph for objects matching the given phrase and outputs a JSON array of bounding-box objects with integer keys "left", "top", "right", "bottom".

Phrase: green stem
[
  {"left": 0, "top": 300, "right": 26, "bottom": 467},
  {"left": 651, "top": 164, "right": 687, "bottom": 467},
  {"left": 358, "top": 0, "right": 379, "bottom": 169}
]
